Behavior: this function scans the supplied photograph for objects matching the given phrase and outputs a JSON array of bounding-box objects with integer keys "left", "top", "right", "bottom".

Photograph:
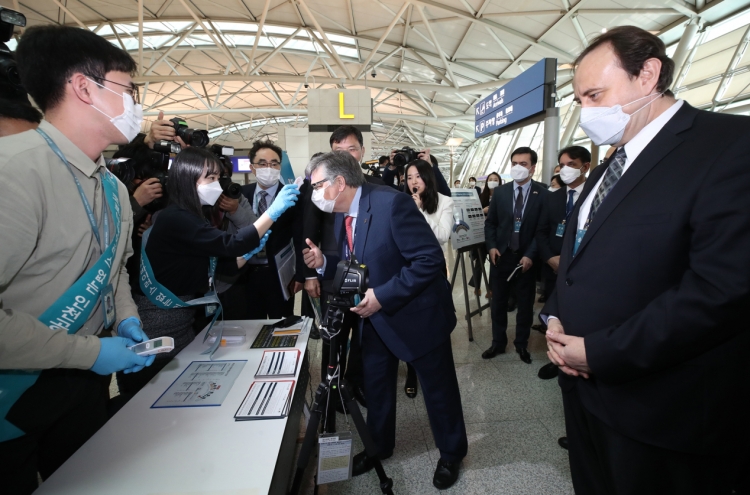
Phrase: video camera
[
  {"left": 107, "top": 148, "right": 169, "bottom": 212},
  {"left": 0, "top": 7, "right": 26, "bottom": 102},
  {"left": 320, "top": 261, "right": 368, "bottom": 341},
  {"left": 392, "top": 146, "right": 420, "bottom": 168},
  {"left": 211, "top": 144, "right": 241, "bottom": 200},
  {"left": 152, "top": 117, "right": 209, "bottom": 154},
  {"left": 361, "top": 159, "right": 382, "bottom": 177}
]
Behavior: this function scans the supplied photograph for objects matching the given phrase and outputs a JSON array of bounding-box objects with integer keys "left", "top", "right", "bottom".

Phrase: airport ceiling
[{"left": 4, "top": 0, "right": 750, "bottom": 161}]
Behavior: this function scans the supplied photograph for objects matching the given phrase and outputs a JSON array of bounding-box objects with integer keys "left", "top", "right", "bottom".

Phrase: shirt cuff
[
  {"left": 305, "top": 276, "right": 318, "bottom": 280},
  {"left": 315, "top": 256, "right": 327, "bottom": 276},
  {"left": 540, "top": 314, "right": 558, "bottom": 325}
]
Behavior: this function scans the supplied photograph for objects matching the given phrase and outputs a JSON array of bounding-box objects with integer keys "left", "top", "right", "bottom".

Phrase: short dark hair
[
  {"left": 469, "top": 176, "right": 476, "bottom": 181},
  {"left": 551, "top": 174, "right": 564, "bottom": 188},
  {"left": 329, "top": 125, "right": 363, "bottom": 148},
  {"left": 558, "top": 145, "right": 591, "bottom": 164},
  {"left": 16, "top": 25, "right": 137, "bottom": 112},
  {"left": 249, "top": 139, "right": 282, "bottom": 163},
  {"left": 510, "top": 146, "right": 538, "bottom": 165},
  {"left": 405, "top": 159, "right": 439, "bottom": 215},
  {"left": 0, "top": 98, "right": 43, "bottom": 123},
  {"left": 379, "top": 155, "right": 389, "bottom": 165},
  {"left": 576, "top": 26, "right": 675, "bottom": 95},
  {"left": 429, "top": 155, "right": 438, "bottom": 167},
  {"left": 168, "top": 147, "right": 222, "bottom": 218}
]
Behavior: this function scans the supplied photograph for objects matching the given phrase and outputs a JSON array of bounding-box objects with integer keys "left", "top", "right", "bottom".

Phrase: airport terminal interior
[{"left": 3, "top": 0, "right": 750, "bottom": 493}]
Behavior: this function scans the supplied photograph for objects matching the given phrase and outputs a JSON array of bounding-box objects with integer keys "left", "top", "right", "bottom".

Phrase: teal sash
[
  {"left": 0, "top": 129, "right": 121, "bottom": 442},
  {"left": 139, "top": 227, "right": 224, "bottom": 358}
]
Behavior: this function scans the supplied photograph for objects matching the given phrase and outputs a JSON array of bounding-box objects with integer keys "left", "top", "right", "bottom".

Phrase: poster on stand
[{"left": 450, "top": 188, "right": 486, "bottom": 251}]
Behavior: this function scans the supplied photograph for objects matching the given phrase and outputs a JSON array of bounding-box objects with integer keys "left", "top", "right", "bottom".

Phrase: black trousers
[
  {"left": 489, "top": 250, "right": 535, "bottom": 349},
  {"left": 242, "top": 264, "right": 295, "bottom": 319},
  {"left": 541, "top": 263, "right": 557, "bottom": 302},
  {"left": 361, "top": 319, "right": 467, "bottom": 462},
  {"left": 0, "top": 369, "right": 109, "bottom": 494},
  {"left": 563, "top": 386, "right": 741, "bottom": 495}
]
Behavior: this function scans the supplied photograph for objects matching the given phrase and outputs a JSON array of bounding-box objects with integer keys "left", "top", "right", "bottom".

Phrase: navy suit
[
  {"left": 543, "top": 103, "right": 750, "bottom": 494},
  {"left": 484, "top": 180, "right": 547, "bottom": 349},
  {"left": 536, "top": 187, "right": 570, "bottom": 301},
  {"left": 320, "top": 183, "right": 467, "bottom": 461}
]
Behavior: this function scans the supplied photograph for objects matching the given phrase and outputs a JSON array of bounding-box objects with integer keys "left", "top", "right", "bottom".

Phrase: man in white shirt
[{"left": 541, "top": 26, "right": 750, "bottom": 495}]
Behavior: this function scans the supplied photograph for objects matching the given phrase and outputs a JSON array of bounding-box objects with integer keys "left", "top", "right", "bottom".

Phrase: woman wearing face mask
[
  {"left": 400, "top": 160, "right": 454, "bottom": 399},
  {"left": 479, "top": 172, "right": 502, "bottom": 216},
  {"left": 471, "top": 172, "right": 502, "bottom": 299},
  {"left": 127, "top": 148, "right": 299, "bottom": 394},
  {"left": 548, "top": 175, "right": 564, "bottom": 192}
]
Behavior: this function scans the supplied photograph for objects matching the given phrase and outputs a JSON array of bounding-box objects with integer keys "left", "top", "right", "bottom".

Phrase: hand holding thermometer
[{"left": 127, "top": 337, "right": 175, "bottom": 356}]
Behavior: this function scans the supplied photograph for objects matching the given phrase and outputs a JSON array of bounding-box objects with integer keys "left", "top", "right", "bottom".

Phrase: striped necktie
[
  {"left": 257, "top": 190, "right": 268, "bottom": 216},
  {"left": 586, "top": 147, "right": 626, "bottom": 226}
]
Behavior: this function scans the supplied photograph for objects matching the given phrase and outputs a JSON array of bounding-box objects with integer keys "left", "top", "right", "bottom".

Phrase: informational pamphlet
[
  {"left": 254, "top": 349, "right": 300, "bottom": 378},
  {"left": 151, "top": 360, "right": 246, "bottom": 408},
  {"left": 317, "top": 432, "right": 353, "bottom": 485},
  {"left": 234, "top": 380, "right": 295, "bottom": 420},
  {"left": 449, "top": 188, "right": 486, "bottom": 250}
]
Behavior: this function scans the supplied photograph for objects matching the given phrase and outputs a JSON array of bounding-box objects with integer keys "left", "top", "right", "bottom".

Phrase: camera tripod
[{"left": 288, "top": 304, "right": 394, "bottom": 495}]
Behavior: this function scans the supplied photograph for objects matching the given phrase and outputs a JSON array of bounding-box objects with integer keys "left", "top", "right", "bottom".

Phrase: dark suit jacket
[
  {"left": 542, "top": 102, "right": 750, "bottom": 454},
  {"left": 536, "top": 187, "right": 569, "bottom": 262},
  {"left": 485, "top": 180, "right": 547, "bottom": 259},
  {"left": 320, "top": 183, "right": 456, "bottom": 361},
  {"left": 241, "top": 181, "right": 305, "bottom": 283}
]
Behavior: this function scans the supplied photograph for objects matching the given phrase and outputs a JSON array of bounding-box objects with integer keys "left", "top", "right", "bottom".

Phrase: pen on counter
[
  {"left": 260, "top": 382, "right": 278, "bottom": 416},
  {"left": 247, "top": 382, "right": 266, "bottom": 415},
  {"left": 256, "top": 381, "right": 274, "bottom": 415}
]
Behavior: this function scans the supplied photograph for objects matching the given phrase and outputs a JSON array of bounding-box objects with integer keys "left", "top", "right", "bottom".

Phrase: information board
[
  {"left": 474, "top": 58, "right": 556, "bottom": 139},
  {"left": 450, "top": 188, "right": 486, "bottom": 250}
]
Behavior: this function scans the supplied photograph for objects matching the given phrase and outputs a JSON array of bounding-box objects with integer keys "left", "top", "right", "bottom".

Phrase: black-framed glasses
[
  {"left": 253, "top": 160, "right": 281, "bottom": 168},
  {"left": 76, "top": 76, "right": 140, "bottom": 104}
]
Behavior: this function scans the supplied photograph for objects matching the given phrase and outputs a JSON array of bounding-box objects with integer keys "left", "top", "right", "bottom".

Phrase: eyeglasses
[
  {"left": 76, "top": 76, "right": 140, "bottom": 104},
  {"left": 311, "top": 177, "right": 337, "bottom": 191},
  {"left": 253, "top": 160, "right": 281, "bottom": 168}
]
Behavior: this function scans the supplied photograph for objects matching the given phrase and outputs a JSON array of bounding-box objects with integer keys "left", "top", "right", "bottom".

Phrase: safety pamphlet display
[
  {"left": 255, "top": 349, "right": 300, "bottom": 378},
  {"left": 234, "top": 379, "right": 295, "bottom": 421},
  {"left": 151, "top": 360, "right": 246, "bottom": 408},
  {"left": 275, "top": 239, "right": 296, "bottom": 301},
  {"left": 450, "top": 188, "right": 486, "bottom": 250},
  {"left": 251, "top": 325, "right": 298, "bottom": 348},
  {"left": 317, "top": 432, "right": 354, "bottom": 485},
  {"left": 272, "top": 322, "right": 304, "bottom": 337}
]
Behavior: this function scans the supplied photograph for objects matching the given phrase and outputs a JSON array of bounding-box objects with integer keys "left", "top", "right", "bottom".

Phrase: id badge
[
  {"left": 204, "top": 290, "right": 218, "bottom": 317},
  {"left": 556, "top": 223, "right": 566, "bottom": 237},
  {"left": 513, "top": 220, "right": 521, "bottom": 233},
  {"left": 102, "top": 283, "right": 116, "bottom": 328},
  {"left": 574, "top": 229, "right": 586, "bottom": 255}
]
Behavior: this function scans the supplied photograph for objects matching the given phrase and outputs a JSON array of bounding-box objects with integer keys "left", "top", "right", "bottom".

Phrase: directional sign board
[{"left": 475, "top": 58, "right": 557, "bottom": 139}]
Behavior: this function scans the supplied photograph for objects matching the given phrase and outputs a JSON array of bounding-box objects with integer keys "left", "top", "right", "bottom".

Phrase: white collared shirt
[
  {"left": 316, "top": 186, "right": 363, "bottom": 275},
  {"left": 566, "top": 182, "right": 585, "bottom": 205},
  {"left": 577, "top": 99, "right": 684, "bottom": 231},
  {"left": 253, "top": 181, "right": 280, "bottom": 216}
]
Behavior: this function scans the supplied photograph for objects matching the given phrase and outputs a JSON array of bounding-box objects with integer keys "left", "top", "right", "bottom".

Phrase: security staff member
[
  {"left": 543, "top": 26, "right": 750, "bottom": 495},
  {"left": 483, "top": 147, "right": 547, "bottom": 364},
  {"left": 535, "top": 145, "right": 589, "bottom": 380},
  {"left": 0, "top": 26, "right": 153, "bottom": 493}
]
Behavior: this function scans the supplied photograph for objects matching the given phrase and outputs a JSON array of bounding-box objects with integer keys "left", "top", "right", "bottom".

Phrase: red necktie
[{"left": 345, "top": 215, "right": 354, "bottom": 259}]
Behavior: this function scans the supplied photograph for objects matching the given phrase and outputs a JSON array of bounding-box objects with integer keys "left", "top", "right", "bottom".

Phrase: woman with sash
[{"left": 117, "top": 147, "right": 300, "bottom": 396}]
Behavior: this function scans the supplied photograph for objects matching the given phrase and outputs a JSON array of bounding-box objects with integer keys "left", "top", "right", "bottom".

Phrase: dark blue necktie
[
  {"left": 510, "top": 186, "right": 523, "bottom": 251},
  {"left": 566, "top": 190, "right": 576, "bottom": 218}
]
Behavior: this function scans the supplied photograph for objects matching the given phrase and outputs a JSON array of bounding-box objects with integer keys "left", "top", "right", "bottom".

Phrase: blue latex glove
[
  {"left": 243, "top": 230, "right": 271, "bottom": 260},
  {"left": 117, "top": 316, "right": 147, "bottom": 345},
  {"left": 90, "top": 337, "right": 155, "bottom": 375},
  {"left": 265, "top": 184, "right": 300, "bottom": 221}
]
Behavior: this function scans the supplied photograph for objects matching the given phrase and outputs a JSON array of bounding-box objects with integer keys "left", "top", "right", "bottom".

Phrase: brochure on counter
[
  {"left": 235, "top": 379, "right": 295, "bottom": 421},
  {"left": 255, "top": 349, "right": 301, "bottom": 378}
]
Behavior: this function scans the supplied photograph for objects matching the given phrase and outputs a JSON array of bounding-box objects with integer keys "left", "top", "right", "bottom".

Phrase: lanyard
[
  {"left": 36, "top": 128, "right": 110, "bottom": 250},
  {"left": 514, "top": 184, "right": 531, "bottom": 220}
]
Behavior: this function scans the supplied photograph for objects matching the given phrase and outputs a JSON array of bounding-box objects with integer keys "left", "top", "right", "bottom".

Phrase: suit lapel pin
[{"left": 533, "top": 191, "right": 538, "bottom": 194}]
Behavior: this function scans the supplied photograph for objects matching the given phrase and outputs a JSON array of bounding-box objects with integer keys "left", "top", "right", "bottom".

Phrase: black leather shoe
[
  {"left": 517, "top": 347, "right": 532, "bottom": 364},
  {"left": 482, "top": 345, "right": 505, "bottom": 359},
  {"left": 351, "top": 385, "right": 367, "bottom": 408},
  {"left": 433, "top": 458, "right": 461, "bottom": 490},
  {"left": 352, "top": 451, "right": 392, "bottom": 477},
  {"left": 531, "top": 323, "right": 547, "bottom": 333},
  {"left": 309, "top": 327, "right": 321, "bottom": 340},
  {"left": 538, "top": 362, "right": 558, "bottom": 379},
  {"left": 558, "top": 437, "right": 568, "bottom": 450},
  {"left": 404, "top": 371, "right": 418, "bottom": 399}
]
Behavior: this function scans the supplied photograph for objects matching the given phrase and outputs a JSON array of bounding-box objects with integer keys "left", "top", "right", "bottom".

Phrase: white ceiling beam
[
  {"left": 712, "top": 23, "right": 750, "bottom": 109},
  {"left": 416, "top": 5, "right": 457, "bottom": 87},
  {"left": 355, "top": 0, "right": 410, "bottom": 79},
  {"left": 144, "top": 23, "right": 197, "bottom": 75},
  {"left": 156, "top": 0, "right": 174, "bottom": 17},
  {"left": 666, "top": 0, "right": 697, "bottom": 17},
  {"left": 537, "top": 0, "right": 587, "bottom": 44},
  {"left": 176, "top": 0, "right": 243, "bottom": 72},
  {"left": 250, "top": 27, "right": 303, "bottom": 74},
  {"left": 248, "top": 0, "right": 271, "bottom": 73},
  {"left": 51, "top": 0, "right": 86, "bottom": 28},
  {"left": 296, "top": 0, "right": 353, "bottom": 79},
  {"left": 138, "top": 0, "right": 144, "bottom": 74}
]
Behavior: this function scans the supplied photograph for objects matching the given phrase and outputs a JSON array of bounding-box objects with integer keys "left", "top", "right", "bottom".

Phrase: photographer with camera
[
  {"left": 302, "top": 151, "right": 467, "bottom": 490},
  {"left": 0, "top": 25, "right": 155, "bottom": 492}
]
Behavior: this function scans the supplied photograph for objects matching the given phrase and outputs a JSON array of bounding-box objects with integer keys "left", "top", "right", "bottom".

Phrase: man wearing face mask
[
  {"left": 0, "top": 26, "right": 155, "bottom": 493},
  {"left": 237, "top": 140, "right": 304, "bottom": 319},
  {"left": 483, "top": 147, "right": 547, "bottom": 363},
  {"left": 541, "top": 26, "right": 750, "bottom": 495},
  {"left": 535, "top": 146, "right": 590, "bottom": 381},
  {"left": 468, "top": 176, "right": 482, "bottom": 196}
]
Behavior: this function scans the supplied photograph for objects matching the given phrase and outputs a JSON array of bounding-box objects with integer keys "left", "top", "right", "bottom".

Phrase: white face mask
[
  {"left": 579, "top": 92, "right": 663, "bottom": 146},
  {"left": 255, "top": 167, "right": 281, "bottom": 188},
  {"left": 311, "top": 181, "right": 341, "bottom": 213},
  {"left": 197, "top": 181, "right": 223, "bottom": 206},
  {"left": 487, "top": 180, "right": 500, "bottom": 189},
  {"left": 469, "top": 181, "right": 476, "bottom": 187},
  {"left": 549, "top": 186, "right": 560, "bottom": 192},
  {"left": 510, "top": 164, "right": 530, "bottom": 183},
  {"left": 559, "top": 165, "right": 582, "bottom": 185},
  {"left": 87, "top": 78, "right": 143, "bottom": 142}
]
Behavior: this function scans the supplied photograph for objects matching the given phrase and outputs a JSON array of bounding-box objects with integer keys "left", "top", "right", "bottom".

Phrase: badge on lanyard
[
  {"left": 514, "top": 219, "right": 522, "bottom": 233},
  {"left": 556, "top": 221, "right": 566, "bottom": 237},
  {"left": 102, "top": 283, "right": 116, "bottom": 328},
  {"left": 574, "top": 229, "right": 586, "bottom": 254}
]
